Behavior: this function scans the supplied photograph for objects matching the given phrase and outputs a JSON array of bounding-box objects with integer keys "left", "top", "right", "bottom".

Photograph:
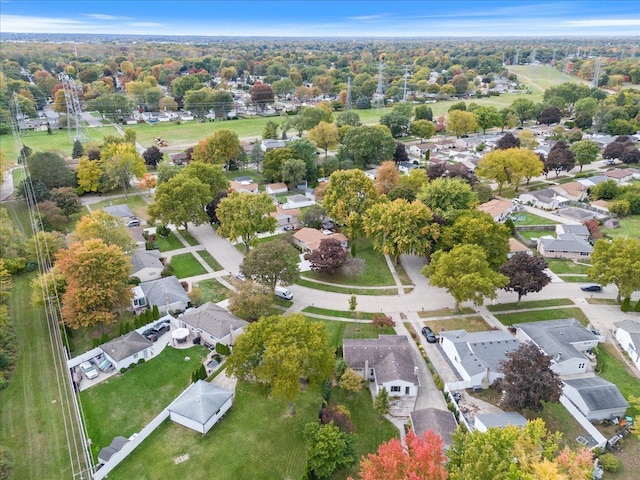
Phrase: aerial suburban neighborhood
[{"left": 0, "top": 1, "right": 640, "bottom": 479}]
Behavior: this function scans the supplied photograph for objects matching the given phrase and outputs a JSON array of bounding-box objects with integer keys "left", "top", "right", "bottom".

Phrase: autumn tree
[
  {"left": 226, "top": 314, "right": 334, "bottom": 412},
  {"left": 139, "top": 173, "right": 156, "bottom": 196},
  {"left": 191, "top": 129, "right": 243, "bottom": 166},
  {"left": 147, "top": 175, "right": 210, "bottom": 230},
  {"left": 322, "top": 169, "right": 378, "bottom": 239},
  {"left": 500, "top": 253, "right": 551, "bottom": 304},
  {"left": 55, "top": 239, "right": 131, "bottom": 329},
  {"left": 423, "top": 244, "right": 507, "bottom": 313},
  {"left": 304, "top": 422, "right": 357, "bottom": 480},
  {"left": 308, "top": 121, "right": 339, "bottom": 157},
  {"left": 409, "top": 119, "right": 436, "bottom": 143},
  {"left": 240, "top": 238, "right": 300, "bottom": 290},
  {"left": 499, "top": 342, "right": 563, "bottom": 412},
  {"left": 74, "top": 210, "right": 136, "bottom": 254},
  {"left": 477, "top": 147, "right": 543, "bottom": 192},
  {"left": 216, "top": 192, "right": 277, "bottom": 252},
  {"left": 545, "top": 141, "right": 575, "bottom": 176},
  {"left": 496, "top": 132, "right": 520, "bottom": 150},
  {"left": 250, "top": 82, "right": 275, "bottom": 111},
  {"left": 101, "top": 142, "right": 146, "bottom": 198},
  {"left": 263, "top": 147, "right": 296, "bottom": 182},
  {"left": 305, "top": 238, "right": 348, "bottom": 275},
  {"left": 588, "top": 237, "right": 640, "bottom": 303},
  {"left": 364, "top": 199, "right": 440, "bottom": 263},
  {"left": 417, "top": 177, "right": 478, "bottom": 219},
  {"left": 321, "top": 403, "right": 353, "bottom": 433},
  {"left": 538, "top": 106, "right": 563, "bottom": 125},
  {"left": 446, "top": 110, "right": 478, "bottom": 137},
  {"left": 354, "top": 430, "right": 448, "bottom": 480},
  {"left": 30, "top": 269, "right": 67, "bottom": 308},
  {"left": 339, "top": 368, "right": 364, "bottom": 397},
  {"left": 143, "top": 145, "right": 163, "bottom": 167},
  {"left": 76, "top": 157, "right": 104, "bottom": 193},
  {"left": 28, "top": 231, "right": 67, "bottom": 268},
  {"left": 570, "top": 139, "right": 600, "bottom": 172},
  {"left": 228, "top": 281, "right": 273, "bottom": 321},
  {"left": 518, "top": 130, "right": 538, "bottom": 150},
  {"left": 375, "top": 160, "right": 400, "bottom": 195}
]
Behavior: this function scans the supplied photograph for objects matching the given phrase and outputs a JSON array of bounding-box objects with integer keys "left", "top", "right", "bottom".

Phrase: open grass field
[
  {"left": 0, "top": 274, "right": 77, "bottom": 479},
  {"left": 494, "top": 307, "right": 590, "bottom": 326},
  {"left": 508, "top": 65, "right": 589, "bottom": 94},
  {"left": 80, "top": 345, "right": 208, "bottom": 460},
  {"left": 602, "top": 215, "right": 640, "bottom": 240},
  {"left": 169, "top": 252, "right": 208, "bottom": 278},
  {"left": 487, "top": 298, "right": 574, "bottom": 312},
  {"left": 194, "top": 278, "right": 231, "bottom": 303}
]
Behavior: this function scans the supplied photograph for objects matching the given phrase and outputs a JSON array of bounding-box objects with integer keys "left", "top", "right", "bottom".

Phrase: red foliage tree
[
  {"left": 305, "top": 238, "right": 348, "bottom": 275},
  {"left": 583, "top": 219, "right": 602, "bottom": 241},
  {"left": 352, "top": 430, "right": 448, "bottom": 480},
  {"left": 250, "top": 82, "right": 275, "bottom": 111},
  {"left": 320, "top": 403, "right": 354, "bottom": 433}
]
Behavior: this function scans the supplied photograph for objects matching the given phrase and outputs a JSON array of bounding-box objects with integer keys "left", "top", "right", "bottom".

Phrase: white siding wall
[
  {"left": 552, "top": 357, "right": 590, "bottom": 376},
  {"left": 379, "top": 380, "right": 417, "bottom": 397},
  {"left": 440, "top": 338, "right": 471, "bottom": 381},
  {"left": 104, "top": 348, "right": 151, "bottom": 371},
  {"left": 615, "top": 329, "right": 640, "bottom": 369}
]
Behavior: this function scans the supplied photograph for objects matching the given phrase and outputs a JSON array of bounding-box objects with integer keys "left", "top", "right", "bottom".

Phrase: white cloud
[
  {"left": 127, "top": 22, "right": 164, "bottom": 28},
  {"left": 84, "top": 14, "right": 130, "bottom": 20}
]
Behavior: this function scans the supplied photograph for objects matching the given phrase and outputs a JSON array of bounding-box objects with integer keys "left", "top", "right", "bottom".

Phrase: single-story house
[
  {"left": 132, "top": 275, "right": 190, "bottom": 314},
  {"left": 409, "top": 143, "right": 431, "bottom": 158},
  {"left": 100, "top": 331, "right": 153, "bottom": 371},
  {"left": 167, "top": 380, "right": 234, "bottom": 434},
  {"left": 604, "top": 169, "right": 636, "bottom": 184},
  {"left": 229, "top": 179, "right": 259, "bottom": 193},
  {"left": 577, "top": 175, "right": 611, "bottom": 188},
  {"left": 474, "top": 412, "right": 528, "bottom": 433},
  {"left": 613, "top": 320, "right": 640, "bottom": 370},
  {"left": 563, "top": 376, "right": 629, "bottom": 421},
  {"left": 98, "top": 436, "right": 129, "bottom": 465},
  {"left": 168, "top": 152, "right": 190, "bottom": 165},
  {"left": 292, "top": 227, "right": 348, "bottom": 252},
  {"left": 518, "top": 189, "right": 568, "bottom": 210},
  {"left": 556, "top": 224, "right": 590, "bottom": 242},
  {"left": 178, "top": 302, "right": 248, "bottom": 347},
  {"left": 282, "top": 194, "right": 314, "bottom": 210},
  {"left": 270, "top": 206, "right": 300, "bottom": 229},
  {"left": 439, "top": 330, "right": 520, "bottom": 389},
  {"left": 266, "top": 182, "right": 288, "bottom": 195},
  {"left": 477, "top": 199, "right": 515, "bottom": 222},
  {"left": 102, "top": 204, "right": 135, "bottom": 219},
  {"left": 508, "top": 238, "right": 532, "bottom": 258},
  {"left": 410, "top": 408, "right": 458, "bottom": 449},
  {"left": 343, "top": 335, "right": 419, "bottom": 397},
  {"left": 556, "top": 206, "right": 598, "bottom": 223},
  {"left": 514, "top": 319, "right": 602, "bottom": 376},
  {"left": 591, "top": 200, "right": 610, "bottom": 213},
  {"left": 261, "top": 139, "right": 286, "bottom": 152},
  {"left": 364, "top": 167, "right": 380, "bottom": 180},
  {"left": 537, "top": 233, "right": 593, "bottom": 260},
  {"left": 398, "top": 161, "right": 419, "bottom": 174},
  {"left": 131, "top": 249, "right": 164, "bottom": 283},
  {"left": 551, "top": 182, "right": 588, "bottom": 202}
]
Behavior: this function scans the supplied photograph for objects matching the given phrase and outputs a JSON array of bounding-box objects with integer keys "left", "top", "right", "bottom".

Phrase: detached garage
[{"left": 167, "top": 380, "right": 233, "bottom": 434}]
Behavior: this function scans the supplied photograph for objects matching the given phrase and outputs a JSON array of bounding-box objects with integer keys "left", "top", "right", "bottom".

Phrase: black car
[
  {"left": 154, "top": 323, "right": 170, "bottom": 336},
  {"left": 421, "top": 326, "right": 437, "bottom": 343},
  {"left": 580, "top": 284, "right": 602, "bottom": 292},
  {"left": 142, "top": 327, "right": 159, "bottom": 342}
]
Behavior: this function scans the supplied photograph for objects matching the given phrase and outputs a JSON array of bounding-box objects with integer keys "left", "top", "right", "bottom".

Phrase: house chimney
[
  {"left": 414, "top": 366, "right": 419, "bottom": 376},
  {"left": 364, "top": 360, "right": 369, "bottom": 379},
  {"left": 556, "top": 352, "right": 562, "bottom": 362}
]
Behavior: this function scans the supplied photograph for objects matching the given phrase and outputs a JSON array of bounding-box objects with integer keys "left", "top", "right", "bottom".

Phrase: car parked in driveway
[
  {"left": 580, "top": 284, "right": 602, "bottom": 292},
  {"left": 421, "top": 326, "right": 437, "bottom": 343},
  {"left": 154, "top": 322, "right": 170, "bottom": 336},
  {"left": 142, "top": 327, "right": 159, "bottom": 342},
  {"left": 79, "top": 361, "right": 99, "bottom": 380},
  {"left": 126, "top": 218, "right": 141, "bottom": 227}
]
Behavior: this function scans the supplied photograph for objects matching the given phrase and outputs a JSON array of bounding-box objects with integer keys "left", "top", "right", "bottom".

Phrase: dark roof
[
  {"left": 563, "top": 377, "right": 629, "bottom": 412},
  {"left": 100, "top": 331, "right": 152, "bottom": 362},
  {"left": 180, "top": 302, "right": 248, "bottom": 340},
  {"left": 343, "top": 335, "right": 417, "bottom": 386},
  {"left": 139, "top": 275, "right": 189, "bottom": 307},
  {"left": 410, "top": 408, "right": 458, "bottom": 448},
  {"left": 168, "top": 380, "right": 233, "bottom": 425},
  {"left": 98, "top": 436, "right": 129, "bottom": 464},
  {"left": 540, "top": 234, "right": 593, "bottom": 254},
  {"left": 475, "top": 412, "right": 528, "bottom": 429},
  {"left": 131, "top": 249, "right": 164, "bottom": 273}
]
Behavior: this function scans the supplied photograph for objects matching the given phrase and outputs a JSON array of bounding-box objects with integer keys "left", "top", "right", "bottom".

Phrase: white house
[
  {"left": 132, "top": 276, "right": 190, "bottom": 314},
  {"left": 474, "top": 412, "right": 528, "bottom": 433},
  {"left": 100, "top": 331, "right": 153, "bottom": 371},
  {"left": 343, "top": 335, "right": 419, "bottom": 397},
  {"left": 282, "top": 194, "right": 314, "bottom": 210},
  {"left": 398, "top": 161, "right": 418, "bottom": 174},
  {"left": 537, "top": 234, "right": 593, "bottom": 260},
  {"left": 514, "top": 319, "right": 603, "bottom": 376},
  {"left": 167, "top": 380, "right": 234, "bottom": 434},
  {"left": 613, "top": 320, "right": 640, "bottom": 370},
  {"left": 293, "top": 227, "right": 348, "bottom": 252},
  {"left": 518, "top": 188, "right": 568, "bottom": 210},
  {"left": 563, "top": 376, "right": 629, "bottom": 421},
  {"left": 178, "top": 302, "right": 248, "bottom": 347},
  {"left": 131, "top": 249, "right": 164, "bottom": 283},
  {"left": 439, "top": 330, "right": 520, "bottom": 389},
  {"left": 266, "top": 182, "right": 288, "bottom": 195}
]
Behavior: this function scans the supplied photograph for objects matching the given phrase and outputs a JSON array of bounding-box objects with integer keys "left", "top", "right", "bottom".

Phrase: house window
[
  {"left": 390, "top": 386, "right": 401, "bottom": 393},
  {"left": 405, "top": 387, "right": 410, "bottom": 395},
  {"left": 133, "top": 354, "right": 138, "bottom": 359}
]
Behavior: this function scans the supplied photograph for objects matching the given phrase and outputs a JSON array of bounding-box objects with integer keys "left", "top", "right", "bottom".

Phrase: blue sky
[{"left": 1, "top": 1, "right": 639, "bottom": 37}]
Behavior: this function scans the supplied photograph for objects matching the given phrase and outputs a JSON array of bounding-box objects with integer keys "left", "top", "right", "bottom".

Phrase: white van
[{"left": 274, "top": 286, "right": 293, "bottom": 300}]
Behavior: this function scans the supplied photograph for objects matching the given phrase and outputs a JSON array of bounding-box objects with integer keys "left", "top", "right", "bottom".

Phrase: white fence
[
  {"left": 93, "top": 409, "right": 170, "bottom": 480},
  {"left": 444, "top": 383, "right": 472, "bottom": 431},
  {"left": 559, "top": 395, "right": 607, "bottom": 450},
  {"left": 67, "top": 347, "right": 103, "bottom": 369}
]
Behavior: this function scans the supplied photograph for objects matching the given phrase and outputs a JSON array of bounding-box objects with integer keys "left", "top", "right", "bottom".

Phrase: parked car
[
  {"left": 79, "top": 361, "right": 99, "bottom": 380},
  {"left": 274, "top": 286, "right": 293, "bottom": 300},
  {"left": 580, "top": 284, "right": 602, "bottom": 292},
  {"left": 421, "top": 326, "right": 437, "bottom": 343},
  {"left": 235, "top": 272, "right": 246, "bottom": 281},
  {"left": 142, "top": 327, "right": 159, "bottom": 342},
  {"left": 126, "top": 218, "right": 141, "bottom": 227},
  {"left": 154, "top": 323, "right": 170, "bottom": 336}
]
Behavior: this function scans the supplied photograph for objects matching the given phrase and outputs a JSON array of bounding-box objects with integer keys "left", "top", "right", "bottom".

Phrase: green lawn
[
  {"left": 310, "top": 319, "right": 396, "bottom": 349},
  {"left": 508, "top": 65, "right": 590, "bottom": 94},
  {"left": 517, "top": 229, "right": 555, "bottom": 241},
  {"left": 195, "top": 249, "right": 223, "bottom": 271},
  {"left": 545, "top": 259, "right": 591, "bottom": 275},
  {"left": 597, "top": 344, "right": 640, "bottom": 418},
  {"left": 89, "top": 194, "right": 150, "bottom": 220},
  {"left": 193, "top": 278, "right": 231, "bottom": 303},
  {"left": 107, "top": 381, "right": 323, "bottom": 480},
  {"left": 418, "top": 307, "right": 475, "bottom": 318},
  {"left": 303, "top": 306, "right": 378, "bottom": 320},
  {"left": 425, "top": 316, "right": 491, "bottom": 334},
  {"left": 0, "top": 274, "right": 80, "bottom": 479},
  {"left": 558, "top": 275, "right": 589, "bottom": 283},
  {"left": 529, "top": 401, "right": 591, "bottom": 450},
  {"left": 155, "top": 231, "right": 186, "bottom": 251},
  {"left": 487, "top": 298, "right": 575, "bottom": 312},
  {"left": 170, "top": 252, "right": 208, "bottom": 278},
  {"left": 69, "top": 311, "right": 138, "bottom": 356},
  {"left": 511, "top": 212, "right": 559, "bottom": 226},
  {"left": 177, "top": 228, "right": 200, "bottom": 246},
  {"left": 297, "top": 278, "right": 398, "bottom": 296},
  {"left": 494, "top": 307, "right": 590, "bottom": 326},
  {"left": 602, "top": 215, "right": 640, "bottom": 239},
  {"left": 80, "top": 345, "right": 208, "bottom": 460}
]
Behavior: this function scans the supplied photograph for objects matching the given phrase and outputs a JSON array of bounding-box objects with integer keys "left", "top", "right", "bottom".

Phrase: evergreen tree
[
  {"left": 72, "top": 140, "right": 84, "bottom": 159},
  {"left": 374, "top": 387, "right": 390, "bottom": 416},
  {"left": 152, "top": 305, "right": 160, "bottom": 320}
]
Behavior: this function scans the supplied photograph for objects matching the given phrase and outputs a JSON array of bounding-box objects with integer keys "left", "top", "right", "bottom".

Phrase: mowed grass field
[{"left": 508, "top": 65, "right": 590, "bottom": 94}]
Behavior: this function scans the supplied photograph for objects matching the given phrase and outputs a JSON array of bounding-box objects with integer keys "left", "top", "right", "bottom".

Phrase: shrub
[
  {"left": 157, "top": 225, "right": 171, "bottom": 237},
  {"left": 215, "top": 343, "right": 231, "bottom": 356},
  {"left": 341, "top": 257, "right": 365, "bottom": 277},
  {"left": 621, "top": 297, "right": 632, "bottom": 312},
  {"left": 598, "top": 453, "right": 621, "bottom": 472},
  {"left": 152, "top": 305, "right": 160, "bottom": 320},
  {"left": 128, "top": 276, "right": 141, "bottom": 285},
  {"left": 129, "top": 363, "right": 136, "bottom": 369},
  {"left": 634, "top": 298, "right": 640, "bottom": 312},
  {"left": 138, "top": 358, "right": 145, "bottom": 364},
  {"left": 120, "top": 367, "right": 127, "bottom": 374},
  {"left": 161, "top": 265, "right": 174, "bottom": 277}
]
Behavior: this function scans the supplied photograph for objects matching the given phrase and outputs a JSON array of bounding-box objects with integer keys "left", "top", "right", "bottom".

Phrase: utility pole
[
  {"left": 402, "top": 65, "right": 411, "bottom": 103},
  {"left": 373, "top": 63, "right": 384, "bottom": 110}
]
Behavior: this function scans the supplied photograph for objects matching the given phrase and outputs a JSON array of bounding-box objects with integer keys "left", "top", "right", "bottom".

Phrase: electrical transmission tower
[
  {"left": 551, "top": 48, "right": 557, "bottom": 64},
  {"left": 59, "top": 74, "right": 89, "bottom": 143},
  {"left": 345, "top": 76, "right": 352, "bottom": 110},
  {"left": 514, "top": 48, "right": 520, "bottom": 66},
  {"left": 11, "top": 93, "right": 26, "bottom": 139},
  {"left": 563, "top": 51, "right": 571, "bottom": 77},
  {"left": 402, "top": 65, "right": 411, "bottom": 103},
  {"left": 593, "top": 57, "right": 602, "bottom": 88},
  {"left": 373, "top": 63, "right": 385, "bottom": 109},
  {"left": 530, "top": 48, "right": 537, "bottom": 81}
]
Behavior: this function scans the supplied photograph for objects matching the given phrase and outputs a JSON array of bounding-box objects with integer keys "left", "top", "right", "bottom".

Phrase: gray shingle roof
[
  {"left": 529, "top": 188, "right": 561, "bottom": 204},
  {"left": 98, "top": 436, "right": 129, "bottom": 464},
  {"left": 131, "top": 249, "right": 164, "bottom": 273},
  {"left": 515, "top": 318, "right": 599, "bottom": 363},
  {"left": 475, "top": 412, "right": 528, "bottom": 429},
  {"left": 614, "top": 320, "right": 640, "bottom": 350},
  {"left": 168, "top": 380, "right": 233, "bottom": 424},
  {"left": 563, "top": 377, "right": 629, "bottom": 412},
  {"left": 343, "top": 335, "right": 417, "bottom": 386},
  {"left": 180, "top": 302, "right": 248, "bottom": 340},
  {"left": 100, "top": 331, "right": 152, "bottom": 362},
  {"left": 540, "top": 234, "right": 593, "bottom": 254},
  {"left": 410, "top": 408, "right": 458, "bottom": 448},
  {"left": 439, "top": 330, "right": 520, "bottom": 377},
  {"left": 139, "top": 275, "right": 189, "bottom": 307}
]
